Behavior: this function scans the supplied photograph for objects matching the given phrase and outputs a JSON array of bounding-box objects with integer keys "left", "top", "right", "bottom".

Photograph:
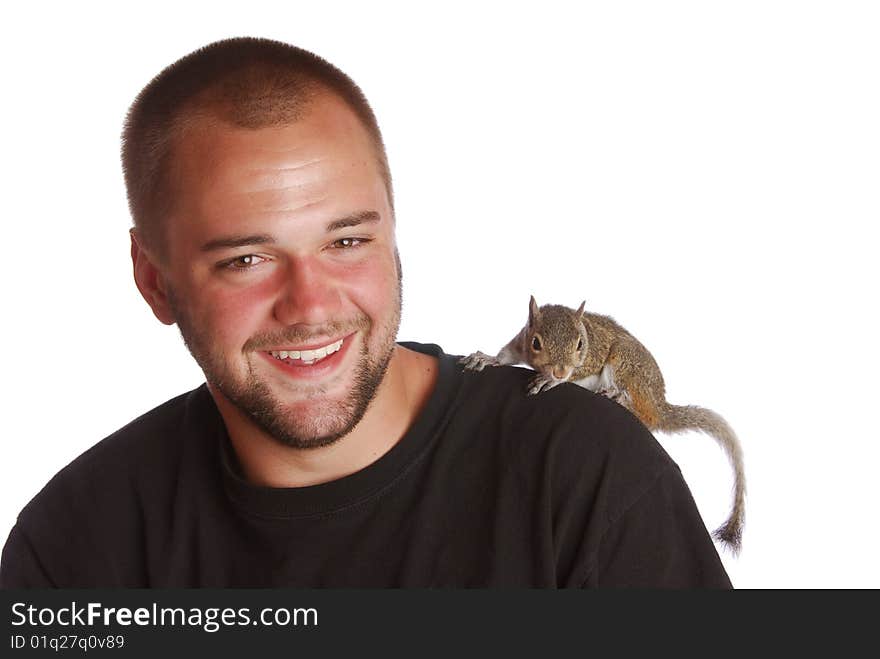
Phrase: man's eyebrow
[
  {"left": 200, "top": 234, "right": 275, "bottom": 252},
  {"left": 199, "top": 211, "right": 381, "bottom": 252},
  {"left": 325, "top": 210, "right": 381, "bottom": 233}
]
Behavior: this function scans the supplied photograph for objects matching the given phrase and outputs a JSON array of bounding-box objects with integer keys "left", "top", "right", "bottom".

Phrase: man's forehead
[
  {"left": 162, "top": 115, "right": 391, "bottom": 256},
  {"left": 168, "top": 107, "right": 380, "bottom": 207},
  {"left": 154, "top": 90, "right": 393, "bottom": 263},
  {"left": 173, "top": 92, "right": 372, "bottom": 161}
]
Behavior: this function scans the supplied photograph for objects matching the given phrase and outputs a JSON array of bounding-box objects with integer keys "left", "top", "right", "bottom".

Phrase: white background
[{"left": 1, "top": 1, "right": 877, "bottom": 588}]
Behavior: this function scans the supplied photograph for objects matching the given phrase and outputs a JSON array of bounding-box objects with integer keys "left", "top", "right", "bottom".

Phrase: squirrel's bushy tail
[{"left": 657, "top": 403, "right": 746, "bottom": 555}]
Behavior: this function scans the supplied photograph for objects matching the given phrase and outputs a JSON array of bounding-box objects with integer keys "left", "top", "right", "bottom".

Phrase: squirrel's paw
[
  {"left": 598, "top": 387, "right": 632, "bottom": 408},
  {"left": 527, "top": 373, "right": 563, "bottom": 396},
  {"left": 459, "top": 351, "right": 502, "bottom": 372}
]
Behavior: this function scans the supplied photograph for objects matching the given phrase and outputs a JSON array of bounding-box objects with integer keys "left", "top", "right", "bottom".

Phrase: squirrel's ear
[
  {"left": 529, "top": 295, "right": 540, "bottom": 327},
  {"left": 575, "top": 300, "right": 585, "bottom": 317}
]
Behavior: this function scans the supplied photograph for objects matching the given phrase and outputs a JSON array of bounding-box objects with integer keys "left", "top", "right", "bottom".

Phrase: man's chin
[
  {"left": 212, "top": 331, "right": 396, "bottom": 451},
  {"left": 258, "top": 349, "right": 360, "bottom": 401},
  {"left": 249, "top": 399, "right": 365, "bottom": 450}
]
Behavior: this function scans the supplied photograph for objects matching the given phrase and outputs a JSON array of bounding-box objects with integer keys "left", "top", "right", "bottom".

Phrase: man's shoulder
[
  {"left": 433, "top": 349, "right": 711, "bottom": 577},
  {"left": 3, "top": 385, "right": 219, "bottom": 587},
  {"left": 445, "top": 353, "right": 679, "bottom": 513},
  {"left": 402, "top": 342, "right": 673, "bottom": 471},
  {"left": 59, "top": 385, "right": 207, "bottom": 474},
  {"left": 17, "top": 385, "right": 215, "bottom": 524},
  {"left": 458, "top": 356, "right": 670, "bottom": 460}
]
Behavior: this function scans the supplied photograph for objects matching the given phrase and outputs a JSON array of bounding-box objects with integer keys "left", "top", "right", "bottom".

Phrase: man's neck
[{"left": 212, "top": 345, "right": 438, "bottom": 488}]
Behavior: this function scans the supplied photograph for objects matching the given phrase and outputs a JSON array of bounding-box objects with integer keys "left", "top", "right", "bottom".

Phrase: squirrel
[{"left": 459, "top": 295, "right": 746, "bottom": 555}]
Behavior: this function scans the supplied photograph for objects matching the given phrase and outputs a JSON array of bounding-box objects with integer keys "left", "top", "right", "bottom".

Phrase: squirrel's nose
[{"left": 552, "top": 366, "right": 572, "bottom": 380}]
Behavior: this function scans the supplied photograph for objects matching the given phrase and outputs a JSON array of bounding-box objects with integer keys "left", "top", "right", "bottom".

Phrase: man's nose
[{"left": 273, "top": 257, "right": 340, "bottom": 326}]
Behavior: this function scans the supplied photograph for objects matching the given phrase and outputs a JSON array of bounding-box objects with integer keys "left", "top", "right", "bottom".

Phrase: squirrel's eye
[
  {"left": 532, "top": 336, "right": 542, "bottom": 351},
  {"left": 577, "top": 338, "right": 583, "bottom": 351}
]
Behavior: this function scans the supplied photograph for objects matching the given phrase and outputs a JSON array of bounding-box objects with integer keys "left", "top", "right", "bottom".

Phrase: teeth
[{"left": 269, "top": 338, "right": 344, "bottom": 363}]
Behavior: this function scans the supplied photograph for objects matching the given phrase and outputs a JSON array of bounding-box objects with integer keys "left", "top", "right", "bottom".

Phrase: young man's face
[{"left": 150, "top": 93, "right": 401, "bottom": 448}]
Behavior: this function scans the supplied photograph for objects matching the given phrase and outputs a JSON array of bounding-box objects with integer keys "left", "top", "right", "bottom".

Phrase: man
[{"left": 0, "top": 37, "right": 731, "bottom": 588}]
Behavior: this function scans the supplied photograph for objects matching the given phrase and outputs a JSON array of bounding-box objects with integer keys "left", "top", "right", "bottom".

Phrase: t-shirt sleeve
[
  {"left": 583, "top": 465, "right": 733, "bottom": 588},
  {"left": 0, "top": 523, "right": 56, "bottom": 588}
]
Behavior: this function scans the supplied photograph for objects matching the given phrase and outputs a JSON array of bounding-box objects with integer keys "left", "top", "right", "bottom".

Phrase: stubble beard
[{"left": 168, "top": 276, "right": 402, "bottom": 450}]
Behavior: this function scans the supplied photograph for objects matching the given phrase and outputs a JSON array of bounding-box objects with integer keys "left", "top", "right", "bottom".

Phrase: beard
[{"left": 167, "top": 257, "right": 402, "bottom": 450}]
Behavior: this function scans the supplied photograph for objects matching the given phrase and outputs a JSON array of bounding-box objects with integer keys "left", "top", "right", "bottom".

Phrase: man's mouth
[{"left": 267, "top": 337, "right": 345, "bottom": 366}]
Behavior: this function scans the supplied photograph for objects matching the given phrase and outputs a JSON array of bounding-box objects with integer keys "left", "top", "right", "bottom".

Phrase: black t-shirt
[{"left": 0, "top": 342, "right": 732, "bottom": 588}]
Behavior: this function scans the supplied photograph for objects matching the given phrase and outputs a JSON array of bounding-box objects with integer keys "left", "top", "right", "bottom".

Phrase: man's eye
[
  {"left": 221, "top": 254, "right": 265, "bottom": 270},
  {"left": 331, "top": 237, "right": 369, "bottom": 249}
]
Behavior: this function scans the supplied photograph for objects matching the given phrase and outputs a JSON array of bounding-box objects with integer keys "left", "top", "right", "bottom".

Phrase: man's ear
[{"left": 130, "top": 229, "right": 176, "bottom": 325}]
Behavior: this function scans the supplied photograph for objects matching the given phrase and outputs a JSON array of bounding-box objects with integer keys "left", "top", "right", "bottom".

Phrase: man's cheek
[
  {"left": 202, "top": 295, "right": 269, "bottom": 345},
  {"left": 348, "top": 267, "right": 398, "bottom": 310},
  {"left": 352, "top": 251, "right": 400, "bottom": 290}
]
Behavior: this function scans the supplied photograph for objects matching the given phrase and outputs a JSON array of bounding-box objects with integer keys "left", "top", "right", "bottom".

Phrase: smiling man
[
  {"left": 0, "top": 38, "right": 732, "bottom": 588},
  {"left": 134, "top": 95, "right": 430, "bottom": 488}
]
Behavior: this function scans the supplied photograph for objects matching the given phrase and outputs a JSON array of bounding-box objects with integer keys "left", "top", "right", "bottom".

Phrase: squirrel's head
[{"left": 526, "top": 296, "right": 588, "bottom": 381}]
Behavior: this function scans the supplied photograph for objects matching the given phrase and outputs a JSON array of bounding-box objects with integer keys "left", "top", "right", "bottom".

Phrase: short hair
[{"left": 121, "top": 37, "right": 392, "bottom": 258}]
